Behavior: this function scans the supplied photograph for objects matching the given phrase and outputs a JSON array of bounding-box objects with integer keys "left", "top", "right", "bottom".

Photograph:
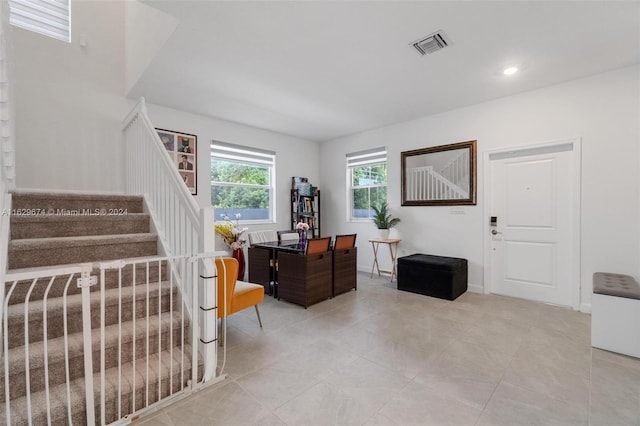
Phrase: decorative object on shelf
[
  {"left": 372, "top": 201, "right": 400, "bottom": 240},
  {"left": 155, "top": 128, "right": 198, "bottom": 195},
  {"left": 292, "top": 176, "right": 312, "bottom": 195},
  {"left": 297, "top": 221, "right": 309, "bottom": 244},
  {"left": 214, "top": 213, "right": 248, "bottom": 280},
  {"left": 401, "top": 140, "right": 477, "bottom": 206}
]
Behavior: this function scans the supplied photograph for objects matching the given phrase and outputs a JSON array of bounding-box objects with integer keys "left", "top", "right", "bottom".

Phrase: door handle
[{"left": 490, "top": 216, "right": 500, "bottom": 235}]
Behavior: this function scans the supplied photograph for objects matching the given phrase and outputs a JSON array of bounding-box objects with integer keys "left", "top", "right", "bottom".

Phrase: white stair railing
[
  {"left": 406, "top": 165, "right": 469, "bottom": 201},
  {"left": 0, "top": 0, "right": 14, "bottom": 192},
  {"left": 437, "top": 149, "right": 469, "bottom": 192},
  {"left": 0, "top": 191, "right": 9, "bottom": 350},
  {"left": 95, "top": 254, "right": 220, "bottom": 425},
  {"left": 0, "top": 0, "right": 14, "bottom": 357},
  {"left": 122, "top": 98, "right": 218, "bottom": 385},
  {"left": 1, "top": 253, "right": 227, "bottom": 425},
  {"left": 122, "top": 98, "right": 209, "bottom": 258},
  {"left": 2, "top": 264, "right": 94, "bottom": 425}
]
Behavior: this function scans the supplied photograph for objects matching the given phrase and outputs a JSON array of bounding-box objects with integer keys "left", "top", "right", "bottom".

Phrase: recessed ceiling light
[{"left": 503, "top": 66, "right": 519, "bottom": 76}]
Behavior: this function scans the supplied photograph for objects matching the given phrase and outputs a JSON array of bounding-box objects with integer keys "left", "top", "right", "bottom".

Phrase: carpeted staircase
[{"left": 1, "top": 192, "right": 200, "bottom": 425}]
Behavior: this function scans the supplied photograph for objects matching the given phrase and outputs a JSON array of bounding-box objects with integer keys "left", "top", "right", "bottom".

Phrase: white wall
[
  {"left": 12, "top": 0, "right": 321, "bottom": 244},
  {"left": 320, "top": 65, "right": 640, "bottom": 310},
  {"left": 125, "top": 1, "right": 178, "bottom": 93},
  {"left": 12, "top": 0, "right": 639, "bottom": 310},
  {"left": 145, "top": 103, "right": 321, "bottom": 249},
  {"left": 13, "top": 1, "right": 128, "bottom": 192}
]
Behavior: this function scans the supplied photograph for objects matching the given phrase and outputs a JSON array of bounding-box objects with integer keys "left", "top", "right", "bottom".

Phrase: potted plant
[{"left": 372, "top": 201, "right": 400, "bottom": 240}]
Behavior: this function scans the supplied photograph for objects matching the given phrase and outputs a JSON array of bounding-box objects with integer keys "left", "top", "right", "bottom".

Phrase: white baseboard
[
  {"left": 580, "top": 302, "right": 592, "bottom": 314},
  {"left": 467, "top": 283, "right": 483, "bottom": 294},
  {"left": 357, "top": 265, "right": 369, "bottom": 273}
]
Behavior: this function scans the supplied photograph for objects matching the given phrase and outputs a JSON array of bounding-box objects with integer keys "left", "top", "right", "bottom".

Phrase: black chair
[
  {"left": 277, "top": 230, "right": 299, "bottom": 243},
  {"left": 247, "top": 230, "right": 278, "bottom": 295}
]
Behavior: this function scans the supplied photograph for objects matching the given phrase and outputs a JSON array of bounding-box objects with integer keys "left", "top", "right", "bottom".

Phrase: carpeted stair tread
[
  {"left": 7, "top": 234, "right": 158, "bottom": 269},
  {"left": 9, "top": 233, "right": 157, "bottom": 250},
  {"left": 1, "top": 311, "right": 188, "bottom": 400},
  {"left": 10, "top": 191, "right": 144, "bottom": 213},
  {"left": 10, "top": 213, "right": 151, "bottom": 239},
  {"left": 0, "top": 344, "right": 199, "bottom": 425},
  {"left": 4, "top": 255, "right": 166, "bottom": 275},
  {"left": 6, "top": 281, "right": 176, "bottom": 348},
  {"left": 4, "top": 261, "right": 167, "bottom": 306},
  {"left": 1, "top": 191, "right": 202, "bottom": 424},
  {"left": 4, "top": 310, "right": 187, "bottom": 373},
  {"left": 6, "top": 278, "right": 173, "bottom": 324}
]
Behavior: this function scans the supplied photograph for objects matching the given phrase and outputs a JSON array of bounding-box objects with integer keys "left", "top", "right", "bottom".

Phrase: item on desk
[{"left": 296, "top": 221, "right": 309, "bottom": 244}]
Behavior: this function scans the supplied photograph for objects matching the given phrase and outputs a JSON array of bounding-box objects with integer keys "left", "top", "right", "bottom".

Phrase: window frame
[
  {"left": 211, "top": 141, "right": 276, "bottom": 224},
  {"left": 347, "top": 147, "right": 388, "bottom": 222},
  {"left": 9, "top": 0, "right": 71, "bottom": 43}
]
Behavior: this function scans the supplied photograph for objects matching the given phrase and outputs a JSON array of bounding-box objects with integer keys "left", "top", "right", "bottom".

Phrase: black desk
[
  {"left": 248, "top": 240, "right": 305, "bottom": 296},
  {"left": 252, "top": 240, "right": 306, "bottom": 253}
]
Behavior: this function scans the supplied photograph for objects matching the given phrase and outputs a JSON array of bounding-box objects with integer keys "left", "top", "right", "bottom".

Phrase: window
[
  {"left": 9, "top": 0, "right": 70, "bottom": 43},
  {"left": 347, "top": 147, "right": 387, "bottom": 220},
  {"left": 211, "top": 141, "right": 275, "bottom": 222}
]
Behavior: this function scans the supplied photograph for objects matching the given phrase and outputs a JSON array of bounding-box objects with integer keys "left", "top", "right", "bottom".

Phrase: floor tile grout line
[
  {"left": 473, "top": 345, "right": 518, "bottom": 426},
  {"left": 232, "top": 372, "right": 319, "bottom": 423},
  {"left": 370, "top": 360, "right": 420, "bottom": 424},
  {"left": 151, "top": 272, "right": 639, "bottom": 425}
]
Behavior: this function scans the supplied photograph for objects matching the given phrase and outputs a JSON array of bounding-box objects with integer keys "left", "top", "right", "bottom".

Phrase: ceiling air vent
[{"left": 412, "top": 31, "right": 450, "bottom": 55}]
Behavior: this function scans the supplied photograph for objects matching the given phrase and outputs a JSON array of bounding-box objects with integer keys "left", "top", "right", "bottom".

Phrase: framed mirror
[{"left": 401, "top": 140, "right": 477, "bottom": 206}]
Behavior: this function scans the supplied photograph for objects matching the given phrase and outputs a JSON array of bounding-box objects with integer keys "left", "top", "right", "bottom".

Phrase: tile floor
[{"left": 139, "top": 272, "right": 640, "bottom": 425}]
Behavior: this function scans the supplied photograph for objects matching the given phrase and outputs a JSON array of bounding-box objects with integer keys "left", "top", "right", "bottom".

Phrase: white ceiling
[{"left": 130, "top": 1, "right": 640, "bottom": 142}]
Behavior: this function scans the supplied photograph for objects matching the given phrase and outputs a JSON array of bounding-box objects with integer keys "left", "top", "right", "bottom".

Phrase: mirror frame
[{"left": 401, "top": 140, "right": 477, "bottom": 206}]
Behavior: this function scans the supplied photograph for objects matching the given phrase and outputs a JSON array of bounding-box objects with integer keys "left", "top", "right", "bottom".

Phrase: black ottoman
[{"left": 397, "top": 254, "right": 467, "bottom": 300}]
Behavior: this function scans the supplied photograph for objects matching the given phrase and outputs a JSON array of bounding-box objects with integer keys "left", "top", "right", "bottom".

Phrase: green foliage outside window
[
  {"left": 351, "top": 164, "right": 387, "bottom": 219},
  {"left": 212, "top": 160, "right": 270, "bottom": 212}
]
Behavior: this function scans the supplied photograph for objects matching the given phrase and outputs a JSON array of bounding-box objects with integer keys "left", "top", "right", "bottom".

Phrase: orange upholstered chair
[
  {"left": 215, "top": 257, "right": 264, "bottom": 344},
  {"left": 305, "top": 236, "right": 332, "bottom": 254},
  {"left": 334, "top": 234, "right": 356, "bottom": 250}
]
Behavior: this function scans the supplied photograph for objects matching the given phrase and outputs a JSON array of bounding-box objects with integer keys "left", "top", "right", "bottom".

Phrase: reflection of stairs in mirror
[
  {"left": 436, "top": 149, "right": 469, "bottom": 192},
  {"left": 406, "top": 149, "right": 470, "bottom": 201},
  {"left": 406, "top": 166, "right": 468, "bottom": 201}
]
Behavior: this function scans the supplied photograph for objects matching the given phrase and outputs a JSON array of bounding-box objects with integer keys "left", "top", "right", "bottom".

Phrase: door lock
[{"left": 490, "top": 216, "right": 500, "bottom": 235}]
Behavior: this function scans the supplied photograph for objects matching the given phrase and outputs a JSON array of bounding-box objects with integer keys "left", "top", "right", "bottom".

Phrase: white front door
[{"left": 489, "top": 142, "right": 577, "bottom": 307}]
